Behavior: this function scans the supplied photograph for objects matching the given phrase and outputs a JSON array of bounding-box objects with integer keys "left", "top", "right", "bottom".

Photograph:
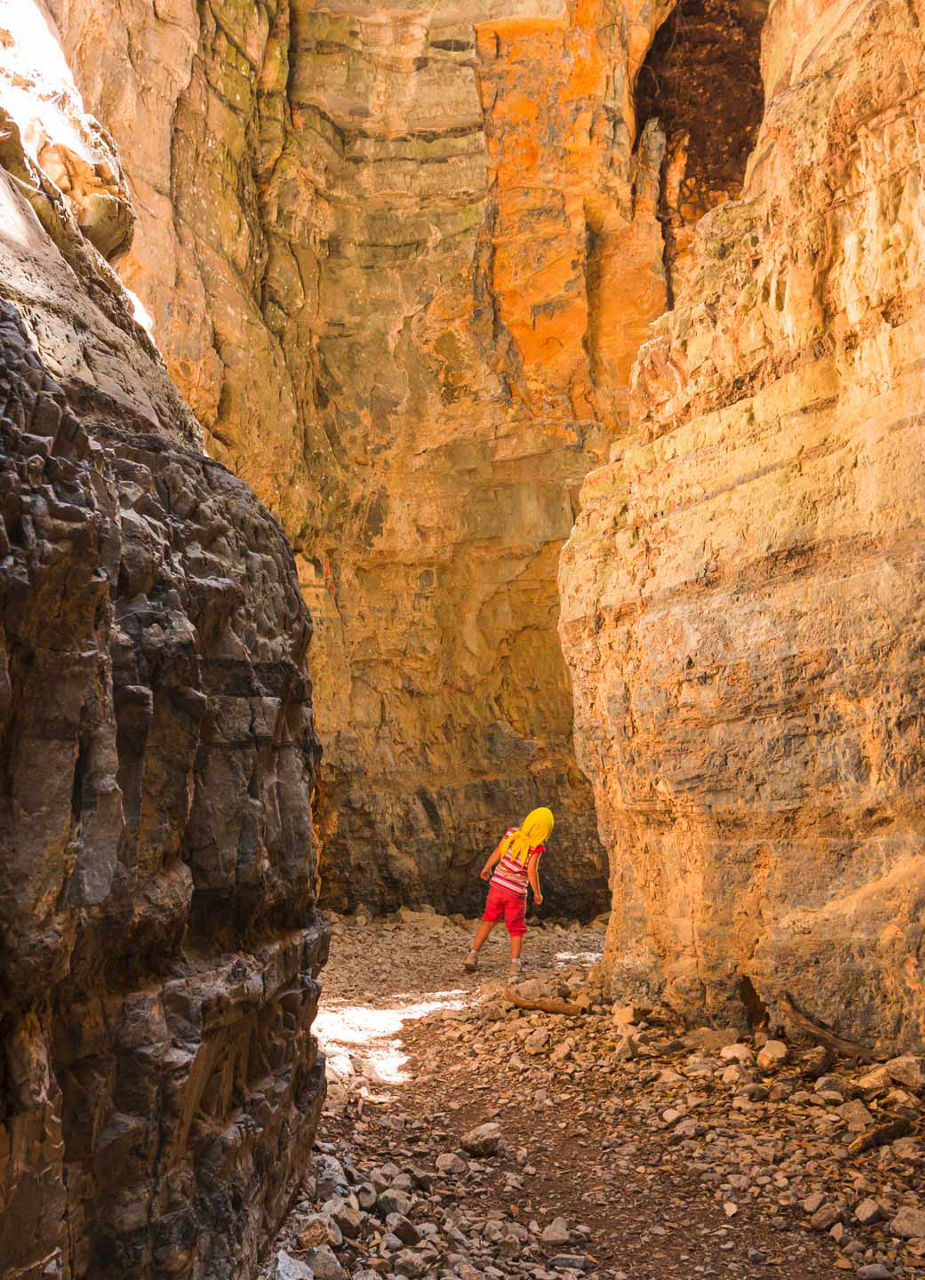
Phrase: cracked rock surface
[
  {"left": 0, "top": 18, "right": 327, "bottom": 1277},
  {"left": 559, "top": 0, "right": 925, "bottom": 1045}
]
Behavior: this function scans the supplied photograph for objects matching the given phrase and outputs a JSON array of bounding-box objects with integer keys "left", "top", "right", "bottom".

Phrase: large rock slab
[
  {"left": 560, "top": 0, "right": 925, "bottom": 1048},
  {"left": 0, "top": 13, "right": 327, "bottom": 1276}
]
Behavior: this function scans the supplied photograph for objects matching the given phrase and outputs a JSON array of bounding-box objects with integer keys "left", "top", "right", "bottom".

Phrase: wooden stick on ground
[
  {"left": 778, "top": 993, "right": 878, "bottom": 1062},
  {"left": 848, "top": 1118, "right": 912, "bottom": 1156},
  {"left": 504, "top": 989, "right": 584, "bottom": 1015}
]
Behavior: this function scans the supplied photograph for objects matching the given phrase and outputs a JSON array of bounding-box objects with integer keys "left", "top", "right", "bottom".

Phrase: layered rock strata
[
  {"left": 0, "top": 11, "right": 326, "bottom": 1276},
  {"left": 43, "top": 0, "right": 769, "bottom": 916},
  {"left": 560, "top": 0, "right": 925, "bottom": 1049}
]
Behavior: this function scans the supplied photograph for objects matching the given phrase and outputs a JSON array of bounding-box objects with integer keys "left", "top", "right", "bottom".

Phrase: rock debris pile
[{"left": 262, "top": 913, "right": 924, "bottom": 1280}]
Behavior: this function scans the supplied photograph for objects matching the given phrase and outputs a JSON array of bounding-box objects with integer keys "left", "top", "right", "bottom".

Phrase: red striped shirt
[{"left": 491, "top": 828, "right": 545, "bottom": 897}]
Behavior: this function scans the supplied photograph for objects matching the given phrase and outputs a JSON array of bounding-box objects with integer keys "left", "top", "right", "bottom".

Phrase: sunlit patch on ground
[
  {"left": 317, "top": 990, "right": 465, "bottom": 1086},
  {"left": 554, "top": 949, "right": 602, "bottom": 965}
]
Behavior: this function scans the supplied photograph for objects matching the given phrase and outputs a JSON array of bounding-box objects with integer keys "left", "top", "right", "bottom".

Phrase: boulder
[{"left": 462, "top": 1123, "right": 503, "bottom": 1157}]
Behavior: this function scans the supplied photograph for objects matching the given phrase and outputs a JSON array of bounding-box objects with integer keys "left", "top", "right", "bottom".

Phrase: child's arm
[
  {"left": 527, "top": 849, "right": 544, "bottom": 904},
  {"left": 480, "top": 838, "right": 507, "bottom": 880}
]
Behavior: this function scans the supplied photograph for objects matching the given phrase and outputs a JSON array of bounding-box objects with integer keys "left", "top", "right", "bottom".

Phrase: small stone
[
  {"left": 386, "top": 1213, "right": 420, "bottom": 1245},
  {"left": 303, "top": 1246, "right": 346, "bottom": 1280},
  {"left": 436, "top": 1152, "right": 468, "bottom": 1176},
  {"left": 394, "top": 1248, "right": 430, "bottom": 1277},
  {"left": 855, "top": 1198, "right": 883, "bottom": 1226},
  {"left": 548, "top": 1255, "right": 595, "bottom": 1272},
  {"left": 723, "top": 1202, "right": 738, "bottom": 1218},
  {"left": 891, "top": 1206, "right": 925, "bottom": 1238},
  {"left": 613, "top": 1034, "right": 637, "bottom": 1061},
  {"left": 272, "top": 1251, "right": 313, "bottom": 1280},
  {"left": 719, "top": 1043, "right": 755, "bottom": 1065},
  {"left": 810, "top": 1203, "right": 842, "bottom": 1231},
  {"left": 524, "top": 1028, "right": 550, "bottom": 1054},
  {"left": 550, "top": 1039, "right": 573, "bottom": 1063},
  {"left": 756, "top": 1040, "right": 788, "bottom": 1070},
  {"left": 541, "top": 1217, "right": 571, "bottom": 1245},
  {"left": 884, "top": 1055, "right": 925, "bottom": 1089},
  {"left": 612, "top": 1004, "right": 648, "bottom": 1026},
  {"left": 856, "top": 1266, "right": 892, "bottom": 1280},
  {"left": 462, "top": 1123, "right": 503, "bottom": 1157},
  {"left": 858, "top": 1065, "right": 893, "bottom": 1092},
  {"left": 837, "top": 1099, "right": 873, "bottom": 1131},
  {"left": 803, "top": 1192, "right": 826, "bottom": 1214},
  {"left": 377, "top": 1188, "right": 413, "bottom": 1217},
  {"left": 330, "top": 1203, "right": 363, "bottom": 1233}
]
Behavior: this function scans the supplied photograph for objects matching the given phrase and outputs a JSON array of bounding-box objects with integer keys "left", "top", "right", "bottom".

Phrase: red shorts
[{"left": 483, "top": 883, "right": 527, "bottom": 937}]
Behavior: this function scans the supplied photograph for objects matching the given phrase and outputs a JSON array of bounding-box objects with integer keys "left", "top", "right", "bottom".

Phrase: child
[{"left": 463, "top": 807, "right": 553, "bottom": 975}]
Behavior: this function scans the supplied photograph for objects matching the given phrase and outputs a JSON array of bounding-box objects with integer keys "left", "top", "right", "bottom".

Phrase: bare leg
[
  {"left": 464, "top": 920, "right": 495, "bottom": 970},
  {"left": 510, "top": 935, "right": 524, "bottom": 960},
  {"left": 471, "top": 920, "right": 495, "bottom": 952}
]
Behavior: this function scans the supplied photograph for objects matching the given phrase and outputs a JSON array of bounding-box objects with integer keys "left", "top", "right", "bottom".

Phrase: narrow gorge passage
[
  {"left": 1, "top": 0, "right": 924, "bottom": 1276},
  {"left": 261, "top": 914, "right": 922, "bottom": 1280}
]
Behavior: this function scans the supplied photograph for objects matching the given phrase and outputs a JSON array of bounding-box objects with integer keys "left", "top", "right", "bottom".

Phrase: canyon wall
[
  {"left": 0, "top": 9, "right": 327, "bottom": 1275},
  {"left": 560, "top": 0, "right": 925, "bottom": 1049},
  {"left": 42, "top": 0, "right": 726, "bottom": 916}
]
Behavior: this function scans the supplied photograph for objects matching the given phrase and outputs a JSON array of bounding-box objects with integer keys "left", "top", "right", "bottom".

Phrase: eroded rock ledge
[
  {"left": 0, "top": 16, "right": 327, "bottom": 1276},
  {"left": 560, "top": 0, "right": 925, "bottom": 1050}
]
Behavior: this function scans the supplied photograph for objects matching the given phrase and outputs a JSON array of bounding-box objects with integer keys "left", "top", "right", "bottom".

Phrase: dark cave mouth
[{"left": 635, "top": 0, "right": 767, "bottom": 284}]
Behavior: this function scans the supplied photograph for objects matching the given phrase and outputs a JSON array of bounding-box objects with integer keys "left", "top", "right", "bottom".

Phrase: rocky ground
[{"left": 260, "top": 910, "right": 925, "bottom": 1280}]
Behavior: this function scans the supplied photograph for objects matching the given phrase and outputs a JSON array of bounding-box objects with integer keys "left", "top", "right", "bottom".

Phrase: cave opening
[{"left": 635, "top": 0, "right": 767, "bottom": 296}]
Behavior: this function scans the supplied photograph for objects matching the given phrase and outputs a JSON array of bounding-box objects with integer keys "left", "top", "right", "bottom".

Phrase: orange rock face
[
  {"left": 48, "top": 0, "right": 695, "bottom": 915},
  {"left": 560, "top": 0, "right": 925, "bottom": 1048}
]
